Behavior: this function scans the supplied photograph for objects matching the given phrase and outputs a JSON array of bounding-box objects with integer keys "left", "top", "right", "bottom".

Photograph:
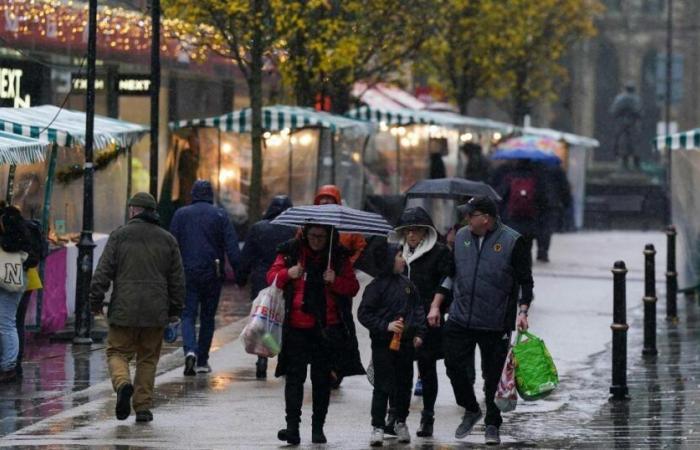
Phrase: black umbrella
[{"left": 405, "top": 177, "right": 501, "bottom": 201}]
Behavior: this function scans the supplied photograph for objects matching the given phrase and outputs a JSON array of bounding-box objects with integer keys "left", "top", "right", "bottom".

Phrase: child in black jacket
[{"left": 358, "top": 242, "right": 427, "bottom": 446}]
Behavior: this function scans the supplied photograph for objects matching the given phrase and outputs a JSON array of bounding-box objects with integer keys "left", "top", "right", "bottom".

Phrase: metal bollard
[
  {"left": 642, "top": 244, "right": 658, "bottom": 356},
  {"left": 610, "top": 260, "right": 630, "bottom": 401},
  {"left": 666, "top": 226, "right": 678, "bottom": 322}
]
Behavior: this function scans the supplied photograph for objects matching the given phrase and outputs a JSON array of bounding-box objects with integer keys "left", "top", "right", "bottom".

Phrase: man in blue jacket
[{"left": 170, "top": 180, "right": 241, "bottom": 375}]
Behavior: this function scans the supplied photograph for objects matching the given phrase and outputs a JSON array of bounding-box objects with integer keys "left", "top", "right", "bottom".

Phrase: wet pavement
[
  {"left": 2, "top": 232, "right": 700, "bottom": 449},
  {"left": 0, "top": 282, "right": 251, "bottom": 439}
]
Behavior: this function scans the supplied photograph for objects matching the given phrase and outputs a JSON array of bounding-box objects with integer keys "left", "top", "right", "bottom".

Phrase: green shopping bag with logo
[{"left": 512, "top": 331, "right": 558, "bottom": 400}]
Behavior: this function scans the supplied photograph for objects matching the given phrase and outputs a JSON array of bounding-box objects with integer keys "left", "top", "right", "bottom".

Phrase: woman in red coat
[{"left": 267, "top": 224, "right": 361, "bottom": 445}]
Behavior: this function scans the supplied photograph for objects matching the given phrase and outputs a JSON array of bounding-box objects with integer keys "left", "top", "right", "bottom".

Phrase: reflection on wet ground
[
  {"left": 0, "top": 282, "right": 250, "bottom": 439},
  {"left": 577, "top": 297, "right": 700, "bottom": 448},
  {"left": 5, "top": 285, "right": 700, "bottom": 448}
]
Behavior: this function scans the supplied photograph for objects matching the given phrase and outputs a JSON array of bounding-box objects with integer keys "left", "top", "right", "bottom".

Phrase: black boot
[
  {"left": 312, "top": 426, "right": 327, "bottom": 444},
  {"left": 256, "top": 357, "right": 268, "bottom": 379},
  {"left": 277, "top": 426, "right": 300, "bottom": 445},
  {"left": 416, "top": 411, "right": 434, "bottom": 437}
]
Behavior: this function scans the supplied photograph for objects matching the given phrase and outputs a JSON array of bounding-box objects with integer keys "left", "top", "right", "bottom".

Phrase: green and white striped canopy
[
  {"left": 346, "top": 105, "right": 512, "bottom": 131},
  {"left": 0, "top": 130, "right": 49, "bottom": 165},
  {"left": 655, "top": 129, "right": 700, "bottom": 150},
  {"left": 0, "top": 105, "right": 148, "bottom": 150},
  {"left": 171, "top": 105, "right": 373, "bottom": 134}
]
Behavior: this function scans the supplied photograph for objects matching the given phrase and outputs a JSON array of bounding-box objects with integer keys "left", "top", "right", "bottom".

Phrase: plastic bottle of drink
[{"left": 389, "top": 317, "right": 403, "bottom": 351}]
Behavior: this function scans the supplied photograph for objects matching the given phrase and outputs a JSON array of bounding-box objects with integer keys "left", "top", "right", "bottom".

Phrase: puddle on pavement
[{"left": 0, "top": 283, "right": 250, "bottom": 438}]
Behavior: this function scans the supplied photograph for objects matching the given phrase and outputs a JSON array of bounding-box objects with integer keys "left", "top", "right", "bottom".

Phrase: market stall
[
  {"left": 655, "top": 128, "right": 700, "bottom": 290},
  {"left": 166, "top": 105, "right": 374, "bottom": 227},
  {"left": 0, "top": 105, "right": 148, "bottom": 333},
  {"left": 346, "top": 105, "right": 512, "bottom": 197}
]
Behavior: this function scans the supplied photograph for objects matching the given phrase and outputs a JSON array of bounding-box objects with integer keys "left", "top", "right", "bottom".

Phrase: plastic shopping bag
[
  {"left": 241, "top": 278, "right": 285, "bottom": 357},
  {"left": 494, "top": 347, "right": 518, "bottom": 412},
  {"left": 512, "top": 331, "right": 559, "bottom": 400}
]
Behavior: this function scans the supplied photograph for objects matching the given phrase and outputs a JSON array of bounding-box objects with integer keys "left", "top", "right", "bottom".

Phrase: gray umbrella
[{"left": 405, "top": 177, "right": 501, "bottom": 201}]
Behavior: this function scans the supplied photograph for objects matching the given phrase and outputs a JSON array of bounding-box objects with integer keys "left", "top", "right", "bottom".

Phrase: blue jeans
[
  {"left": 182, "top": 275, "right": 222, "bottom": 366},
  {"left": 0, "top": 287, "right": 23, "bottom": 372}
]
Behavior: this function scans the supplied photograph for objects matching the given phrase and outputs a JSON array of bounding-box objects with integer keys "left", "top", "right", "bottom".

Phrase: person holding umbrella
[
  {"left": 385, "top": 206, "right": 454, "bottom": 439},
  {"left": 267, "top": 222, "right": 361, "bottom": 445}
]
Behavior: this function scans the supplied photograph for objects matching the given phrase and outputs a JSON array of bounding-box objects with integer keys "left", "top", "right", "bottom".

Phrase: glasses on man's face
[
  {"left": 307, "top": 232, "right": 328, "bottom": 240},
  {"left": 468, "top": 212, "right": 487, "bottom": 219}
]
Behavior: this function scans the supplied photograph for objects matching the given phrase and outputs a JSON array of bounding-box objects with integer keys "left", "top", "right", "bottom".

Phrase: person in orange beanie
[{"left": 313, "top": 185, "right": 367, "bottom": 266}]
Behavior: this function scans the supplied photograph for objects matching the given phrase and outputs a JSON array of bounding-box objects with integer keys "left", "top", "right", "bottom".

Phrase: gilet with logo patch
[{"left": 450, "top": 222, "right": 521, "bottom": 331}]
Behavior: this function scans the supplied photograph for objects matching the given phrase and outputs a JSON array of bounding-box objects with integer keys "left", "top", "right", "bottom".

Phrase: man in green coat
[{"left": 89, "top": 192, "right": 185, "bottom": 423}]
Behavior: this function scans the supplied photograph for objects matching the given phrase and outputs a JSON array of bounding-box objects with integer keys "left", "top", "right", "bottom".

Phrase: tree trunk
[
  {"left": 328, "top": 74, "right": 352, "bottom": 114},
  {"left": 511, "top": 66, "right": 531, "bottom": 126},
  {"left": 248, "top": 0, "right": 265, "bottom": 223},
  {"left": 292, "top": 29, "right": 315, "bottom": 107}
]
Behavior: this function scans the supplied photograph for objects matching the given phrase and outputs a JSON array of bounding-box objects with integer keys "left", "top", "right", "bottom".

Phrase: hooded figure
[
  {"left": 385, "top": 206, "right": 454, "bottom": 438},
  {"left": 313, "top": 185, "right": 367, "bottom": 265},
  {"left": 238, "top": 195, "right": 297, "bottom": 379},
  {"left": 358, "top": 241, "right": 428, "bottom": 444},
  {"left": 239, "top": 195, "right": 296, "bottom": 299},
  {"left": 169, "top": 180, "right": 241, "bottom": 376}
]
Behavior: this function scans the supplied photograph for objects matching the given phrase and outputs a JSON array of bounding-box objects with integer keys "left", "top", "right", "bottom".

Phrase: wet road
[
  {"left": 0, "top": 283, "right": 252, "bottom": 440},
  {"left": 3, "top": 232, "right": 700, "bottom": 448}
]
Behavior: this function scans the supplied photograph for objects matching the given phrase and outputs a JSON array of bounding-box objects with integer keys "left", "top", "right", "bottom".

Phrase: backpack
[
  {"left": 506, "top": 175, "right": 537, "bottom": 219},
  {"left": 24, "top": 219, "right": 47, "bottom": 267}
]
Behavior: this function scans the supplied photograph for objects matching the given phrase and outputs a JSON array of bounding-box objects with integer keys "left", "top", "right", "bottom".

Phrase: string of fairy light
[{"left": 0, "top": 0, "right": 227, "bottom": 63}]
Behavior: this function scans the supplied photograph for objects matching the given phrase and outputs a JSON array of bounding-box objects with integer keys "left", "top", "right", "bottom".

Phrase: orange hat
[{"left": 314, "top": 185, "right": 342, "bottom": 205}]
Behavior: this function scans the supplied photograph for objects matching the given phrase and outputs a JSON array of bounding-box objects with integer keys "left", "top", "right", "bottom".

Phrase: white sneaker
[
  {"left": 195, "top": 364, "right": 212, "bottom": 374},
  {"left": 395, "top": 422, "right": 410, "bottom": 443},
  {"left": 370, "top": 427, "right": 384, "bottom": 447}
]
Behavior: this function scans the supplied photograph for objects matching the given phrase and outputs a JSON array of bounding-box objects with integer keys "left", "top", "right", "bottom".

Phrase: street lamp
[
  {"left": 150, "top": 0, "right": 160, "bottom": 199},
  {"left": 73, "top": 0, "right": 98, "bottom": 345},
  {"left": 664, "top": 0, "right": 673, "bottom": 224}
]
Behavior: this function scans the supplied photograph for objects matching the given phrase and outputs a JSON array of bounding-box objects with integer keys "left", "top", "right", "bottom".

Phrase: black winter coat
[
  {"left": 238, "top": 222, "right": 296, "bottom": 299},
  {"left": 358, "top": 274, "right": 427, "bottom": 345},
  {"left": 238, "top": 196, "right": 295, "bottom": 299}
]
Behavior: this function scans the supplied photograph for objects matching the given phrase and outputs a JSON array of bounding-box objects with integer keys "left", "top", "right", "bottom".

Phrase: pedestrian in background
[
  {"left": 385, "top": 207, "right": 453, "bottom": 438},
  {"left": 445, "top": 196, "right": 533, "bottom": 445},
  {"left": 534, "top": 161, "right": 572, "bottom": 262},
  {"left": 0, "top": 205, "right": 33, "bottom": 383},
  {"left": 358, "top": 241, "right": 427, "bottom": 446},
  {"left": 237, "top": 195, "right": 295, "bottom": 379},
  {"left": 89, "top": 192, "right": 185, "bottom": 422},
  {"left": 268, "top": 224, "right": 361, "bottom": 445},
  {"left": 314, "top": 185, "right": 367, "bottom": 265},
  {"left": 492, "top": 159, "right": 546, "bottom": 264},
  {"left": 170, "top": 180, "right": 241, "bottom": 376},
  {"left": 15, "top": 217, "right": 46, "bottom": 378}
]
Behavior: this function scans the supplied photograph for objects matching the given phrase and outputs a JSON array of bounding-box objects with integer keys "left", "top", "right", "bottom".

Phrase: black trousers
[
  {"left": 371, "top": 341, "right": 414, "bottom": 427},
  {"left": 284, "top": 327, "right": 333, "bottom": 430},
  {"left": 536, "top": 210, "right": 560, "bottom": 258},
  {"left": 443, "top": 321, "right": 510, "bottom": 428},
  {"left": 417, "top": 325, "right": 442, "bottom": 414},
  {"left": 15, "top": 291, "right": 32, "bottom": 370}
]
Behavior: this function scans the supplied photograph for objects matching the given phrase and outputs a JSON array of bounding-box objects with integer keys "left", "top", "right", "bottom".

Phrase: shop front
[{"left": 0, "top": 105, "right": 148, "bottom": 333}]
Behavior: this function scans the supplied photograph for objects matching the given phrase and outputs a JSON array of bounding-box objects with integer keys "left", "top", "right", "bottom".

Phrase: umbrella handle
[{"left": 327, "top": 228, "right": 333, "bottom": 271}]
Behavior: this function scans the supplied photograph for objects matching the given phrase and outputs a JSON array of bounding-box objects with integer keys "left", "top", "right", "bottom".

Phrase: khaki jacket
[{"left": 89, "top": 216, "right": 185, "bottom": 327}]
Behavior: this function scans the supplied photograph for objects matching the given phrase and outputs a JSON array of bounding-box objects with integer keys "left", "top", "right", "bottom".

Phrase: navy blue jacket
[
  {"left": 170, "top": 180, "right": 241, "bottom": 280},
  {"left": 238, "top": 196, "right": 295, "bottom": 299}
]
